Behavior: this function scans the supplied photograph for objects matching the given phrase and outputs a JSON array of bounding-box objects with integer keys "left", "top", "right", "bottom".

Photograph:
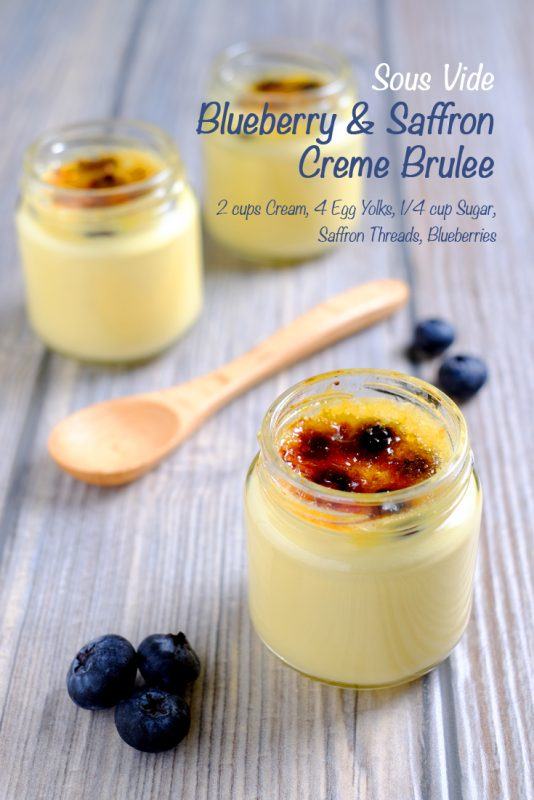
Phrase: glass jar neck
[
  {"left": 210, "top": 40, "right": 355, "bottom": 112},
  {"left": 20, "top": 119, "right": 185, "bottom": 231},
  {"left": 256, "top": 370, "right": 473, "bottom": 537}
]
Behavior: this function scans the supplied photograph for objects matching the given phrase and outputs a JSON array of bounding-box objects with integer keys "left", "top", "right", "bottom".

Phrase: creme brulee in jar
[
  {"left": 203, "top": 41, "right": 361, "bottom": 263},
  {"left": 245, "top": 370, "right": 482, "bottom": 688},
  {"left": 16, "top": 120, "right": 202, "bottom": 363}
]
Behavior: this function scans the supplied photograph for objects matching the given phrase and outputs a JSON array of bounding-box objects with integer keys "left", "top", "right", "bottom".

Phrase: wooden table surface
[{"left": 0, "top": 1, "right": 532, "bottom": 798}]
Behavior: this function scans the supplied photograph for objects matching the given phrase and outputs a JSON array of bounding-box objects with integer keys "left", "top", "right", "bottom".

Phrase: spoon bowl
[{"left": 48, "top": 398, "right": 181, "bottom": 485}]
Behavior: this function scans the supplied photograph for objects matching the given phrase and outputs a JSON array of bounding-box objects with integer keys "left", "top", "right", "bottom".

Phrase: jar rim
[
  {"left": 211, "top": 39, "right": 354, "bottom": 104},
  {"left": 22, "top": 118, "right": 183, "bottom": 205},
  {"left": 258, "top": 368, "right": 471, "bottom": 510}
]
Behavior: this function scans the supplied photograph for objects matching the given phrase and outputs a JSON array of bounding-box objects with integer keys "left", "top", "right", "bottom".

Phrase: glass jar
[
  {"left": 203, "top": 41, "right": 361, "bottom": 263},
  {"left": 16, "top": 120, "right": 203, "bottom": 363},
  {"left": 245, "top": 370, "right": 482, "bottom": 689}
]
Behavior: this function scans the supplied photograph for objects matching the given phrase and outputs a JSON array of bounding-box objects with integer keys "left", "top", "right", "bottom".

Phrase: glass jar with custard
[
  {"left": 245, "top": 370, "right": 482, "bottom": 688},
  {"left": 16, "top": 120, "right": 203, "bottom": 363},
  {"left": 203, "top": 41, "right": 361, "bottom": 263}
]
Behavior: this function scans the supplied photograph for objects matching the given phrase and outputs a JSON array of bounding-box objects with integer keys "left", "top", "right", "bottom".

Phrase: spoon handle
[{"left": 162, "top": 279, "right": 408, "bottom": 420}]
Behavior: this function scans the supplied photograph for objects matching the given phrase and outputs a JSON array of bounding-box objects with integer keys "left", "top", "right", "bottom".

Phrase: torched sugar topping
[
  {"left": 245, "top": 73, "right": 325, "bottom": 114},
  {"left": 44, "top": 149, "right": 163, "bottom": 206},
  {"left": 278, "top": 397, "right": 451, "bottom": 494},
  {"left": 253, "top": 74, "right": 324, "bottom": 94},
  {"left": 241, "top": 72, "right": 336, "bottom": 123}
]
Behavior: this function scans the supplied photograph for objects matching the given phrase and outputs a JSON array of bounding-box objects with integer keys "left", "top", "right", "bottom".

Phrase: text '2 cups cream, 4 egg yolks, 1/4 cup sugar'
[{"left": 202, "top": 41, "right": 363, "bottom": 263}]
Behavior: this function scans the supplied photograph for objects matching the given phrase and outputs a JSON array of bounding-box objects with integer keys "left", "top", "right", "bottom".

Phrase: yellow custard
[
  {"left": 16, "top": 121, "right": 203, "bottom": 363},
  {"left": 203, "top": 43, "right": 361, "bottom": 263},
  {"left": 245, "top": 371, "right": 482, "bottom": 688}
]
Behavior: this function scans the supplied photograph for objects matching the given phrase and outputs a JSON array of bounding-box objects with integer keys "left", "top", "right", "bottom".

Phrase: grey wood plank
[
  {"left": 0, "top": 0, "right": 147, "bottom": 509},
  {"left": 379, "top": 1, "right": 534, "bottom": 799},
  {"left": 0, "top": 0, "right": 152, "bottom": 727}
]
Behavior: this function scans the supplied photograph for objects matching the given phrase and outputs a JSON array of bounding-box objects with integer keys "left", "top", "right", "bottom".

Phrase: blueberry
[
  {"left": 115, "top": 687, "right": 190, "bottom": 753},
  {"left": 67, "top": 634, "right": 137, "bottom": 710},
  {"left": 438, "top": 354, "right": 488, "bottom": 401},
  {"left": 358, "top": 425, "right": 393, "bottom": 454},
  {"left": 412, "top": 319, "right": 455, "bottom": 357},
  {"left": 313, "top": 467, "right": 360, "bottom": 492},
  {"left": 137, "top": 632, "right": 200, "bottom": 692},
  {"left": 299, "top": 431, "right": 330, "bottom": 460}
]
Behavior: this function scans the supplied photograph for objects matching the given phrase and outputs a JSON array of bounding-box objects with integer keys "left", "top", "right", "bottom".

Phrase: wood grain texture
[
  {"left": 379, "top": 3, "right": 534, "bottom": 798},
  {"left": 47, "top": 279, "right": 408, "bottom": 486},
  {"left": 0, "top": 0, "right": 531, "bottom": 798}
]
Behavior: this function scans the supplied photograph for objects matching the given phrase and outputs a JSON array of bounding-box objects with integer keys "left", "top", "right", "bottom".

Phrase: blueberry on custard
[
  {"left": 279, "top": 403, "right": 443, "bottom": 494},
  {"left": 313, "top": 468, "right": 360, "bottom": 492},
  {"left": 299, "top": 431, "right": 331, "bottom": 460},
  {"left": 358, "top": 424, "right": 394, "bottom": 454}
]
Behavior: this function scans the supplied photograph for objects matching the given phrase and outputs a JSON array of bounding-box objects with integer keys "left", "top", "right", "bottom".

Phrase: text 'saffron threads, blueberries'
[
  {"left": 137, "top": 632, "right": 201, "bottom": 692},
  {"left": 67, "top": 634, "right": 137, "bottom": 710},
  {"left": 438, "top": 354, "right": 488, "bottom": 401},
  {"left": 114, "top": 687, "right": 191, "bottom": 753}
]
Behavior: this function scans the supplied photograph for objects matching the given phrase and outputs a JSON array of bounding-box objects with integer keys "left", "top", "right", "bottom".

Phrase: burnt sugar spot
[
  {"left": 88, "top": 172, "right": 121, "bottom": 189},
  {"left": 77, "top": 157, "right": 118, "bottom": 172},
  {"left": 45, "top": 150, "right": 161, "bottom": 207},
  {"left": 50, "top": 155, "right": 153, "bottom": 190},
  {"left": 279, "top": 414, "right": 440, "bottom": 493},
  {"left": 311, "top": 467, "right": 360, "bottom": 493},
  {"left": 298, "top": 430, "right": 331, "bottom": 460},
  {"left": 398, "top": 456, "right": 432, "bottom": 479},
  {"left": 253, "top": 75, "right": 323, "bottom": 94}
]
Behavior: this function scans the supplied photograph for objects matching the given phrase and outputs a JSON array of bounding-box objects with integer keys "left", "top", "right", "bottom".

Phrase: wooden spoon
[{"left": 48, "top": 279, "right": 408, "bottom": 485}]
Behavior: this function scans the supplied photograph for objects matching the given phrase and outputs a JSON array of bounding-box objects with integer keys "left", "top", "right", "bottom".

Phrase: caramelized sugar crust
[
  {"left": 43, "top": 149, "right": 163, "bottom": 207},
  {"left": 253, "top": 75, "right": 323, "bottom": 93},
  {"left": 278, "top": 398, "right": 450, "bottom": 494}
]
